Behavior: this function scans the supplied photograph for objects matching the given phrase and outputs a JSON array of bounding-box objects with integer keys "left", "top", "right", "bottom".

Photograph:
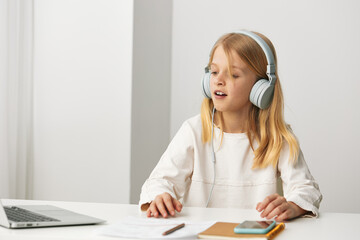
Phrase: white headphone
[
  {"left": 201, "top": 30, "right": 276, "bottom": 109},
  {"left": 203, "top": 31, "right": 276, "bottom": 207}
]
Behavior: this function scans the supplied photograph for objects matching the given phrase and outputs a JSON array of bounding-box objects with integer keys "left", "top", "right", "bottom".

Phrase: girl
[{"left": 139, "top": 30, "right": 322, "bottom": 222}]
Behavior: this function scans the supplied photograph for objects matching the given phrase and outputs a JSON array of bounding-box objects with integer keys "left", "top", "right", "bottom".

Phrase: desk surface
[{"left": 0, "top": 199, "right": 358, "bottom": 240}]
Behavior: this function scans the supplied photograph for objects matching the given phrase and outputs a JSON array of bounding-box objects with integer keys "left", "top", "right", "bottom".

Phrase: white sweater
[{"left": 139, "top": 115, "right": 322, "bottom": 216}]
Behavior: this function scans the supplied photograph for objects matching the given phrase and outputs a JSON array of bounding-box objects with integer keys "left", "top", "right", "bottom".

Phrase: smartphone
[{"left": 234, "top": 220, "right": 276, "bottom": 234}]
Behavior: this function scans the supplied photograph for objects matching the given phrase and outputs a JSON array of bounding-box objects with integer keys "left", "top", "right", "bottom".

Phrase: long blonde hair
[{"left": 201, "top": 32, "right": 299, "bottom": 169}]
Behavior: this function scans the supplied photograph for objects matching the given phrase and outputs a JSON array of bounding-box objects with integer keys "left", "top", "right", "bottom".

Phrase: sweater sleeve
[
  {"left": 139, "top": 121, "right": 195, "bottom": 211},
  {"left": 278, "top": 146, "right": 323, "bottom": 217}
]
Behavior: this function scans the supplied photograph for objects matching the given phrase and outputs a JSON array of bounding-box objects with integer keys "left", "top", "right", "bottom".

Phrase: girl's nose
[{"left": 213, "top": 72, "right": 226, "bottom": 86}]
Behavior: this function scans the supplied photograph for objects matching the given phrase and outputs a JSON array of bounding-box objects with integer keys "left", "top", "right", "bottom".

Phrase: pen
[{"left": 162, "top": 223, "right": 185, "bottom": 236}]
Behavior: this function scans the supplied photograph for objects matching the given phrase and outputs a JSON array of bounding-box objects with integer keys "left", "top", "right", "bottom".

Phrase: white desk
[{"left": 0, "top": 199, "right": 358, "bottom": 239}]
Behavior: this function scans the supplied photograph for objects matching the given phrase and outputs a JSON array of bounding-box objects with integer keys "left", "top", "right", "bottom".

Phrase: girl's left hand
[{"left": 256, "top": 193, "right": 308, "bottom": 221}]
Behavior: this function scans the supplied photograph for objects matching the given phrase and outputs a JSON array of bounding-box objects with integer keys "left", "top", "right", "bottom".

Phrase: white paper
[{"left": 94, "top": 216, "right": 215, "bottom": 239}]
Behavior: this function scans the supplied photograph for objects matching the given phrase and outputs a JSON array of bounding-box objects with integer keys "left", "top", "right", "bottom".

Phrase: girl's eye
[
  {"left": 232, "top": 75, "right": 239, "bottom": 78},
  {"left": 211, "top": 71, "right": 218, "bottom": 75}
]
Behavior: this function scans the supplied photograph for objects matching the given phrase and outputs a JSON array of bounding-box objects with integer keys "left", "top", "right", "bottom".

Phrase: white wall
[
  {"left": 0, "top": 0, "right": 9, "bottom": 198},
  {"left": 130, "top": 0, "right": 172, "bottom": 204},
  {"left": 171, "top": 0, "right": 360, "bottom": 213},
  {"left": 32, "top": 0, "right": 133, "bottom": 203}
]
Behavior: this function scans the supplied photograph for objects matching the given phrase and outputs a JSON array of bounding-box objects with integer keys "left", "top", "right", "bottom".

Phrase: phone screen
[{"left": 237, "top": 221, "right": 274, "bottom": 229}]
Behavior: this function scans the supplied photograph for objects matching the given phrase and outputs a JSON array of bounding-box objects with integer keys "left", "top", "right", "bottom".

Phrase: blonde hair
[{"left": 201, "top": 32, "right": 299, "bottom": 169}]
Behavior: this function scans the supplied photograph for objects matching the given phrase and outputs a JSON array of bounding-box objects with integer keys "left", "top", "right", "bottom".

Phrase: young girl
[{"left": 139, "top": 30, "right": 322, "bottom": 222}]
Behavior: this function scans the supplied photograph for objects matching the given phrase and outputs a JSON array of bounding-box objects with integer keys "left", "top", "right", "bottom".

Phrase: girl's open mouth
[{"left": 214, "top": 91, "right": 227, "bottom": 98}]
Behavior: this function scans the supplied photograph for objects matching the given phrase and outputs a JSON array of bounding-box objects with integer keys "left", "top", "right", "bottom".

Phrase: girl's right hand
[{"left": 146, "top": 192, "right": 183, "bottom": 218}]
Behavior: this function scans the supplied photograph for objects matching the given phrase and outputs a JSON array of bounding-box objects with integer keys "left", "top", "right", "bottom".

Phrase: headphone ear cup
[
  {"left": 201, "top": 71, "right": 212, "bottom": 99},
  {"left": 250, "top": 79, "right": 267, "bottom": 106},
  {"left": 250, "top": 79, "right": 274, "bottom": 109},
  {"left": 258, "top": 84, "right": 274, "bottom": 109}
]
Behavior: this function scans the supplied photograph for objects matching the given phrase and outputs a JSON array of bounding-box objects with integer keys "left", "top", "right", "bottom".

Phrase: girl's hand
[
  {"left": 146, "top": 192, "right": 182, "bottom": 218},
  {"left": 256, "top": 193, "right": 308, "bottom": 221}
]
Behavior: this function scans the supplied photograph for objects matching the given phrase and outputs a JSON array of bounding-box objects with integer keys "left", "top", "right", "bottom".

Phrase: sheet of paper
[{"left": 94, "top": 216, "right": 215, "bottom": 239}]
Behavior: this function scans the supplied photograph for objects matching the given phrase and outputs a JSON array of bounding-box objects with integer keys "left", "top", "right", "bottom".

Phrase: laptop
[{"left": 0, "top": 200, "right": 105, "bottom": 228}]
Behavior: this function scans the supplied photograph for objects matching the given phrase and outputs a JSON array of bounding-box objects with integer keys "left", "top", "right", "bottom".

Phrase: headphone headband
[{"left": 233, "top": 30, "right": 276, "bottom": 85}]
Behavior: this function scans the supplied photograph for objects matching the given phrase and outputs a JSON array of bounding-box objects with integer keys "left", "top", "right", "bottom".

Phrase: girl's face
[{"left": 210, "top": 45, "right": 257, "bottom": 113}]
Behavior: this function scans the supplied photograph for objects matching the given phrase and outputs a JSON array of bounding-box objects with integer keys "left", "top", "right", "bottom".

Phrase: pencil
[
  {"left": 162, "top": 223, "right": 185, "bottom": 236},
  {"left": 266, "top": 222, "right": 285, "bottom": 240}
]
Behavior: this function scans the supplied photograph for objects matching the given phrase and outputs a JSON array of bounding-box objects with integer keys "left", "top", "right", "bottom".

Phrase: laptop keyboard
[{"left": 4, "top": 206, "right": 60, "bottom": 222}]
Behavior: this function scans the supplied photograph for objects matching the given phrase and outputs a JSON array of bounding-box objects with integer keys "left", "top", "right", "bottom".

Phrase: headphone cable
[{"left": 206, "top": 107, "right": 216, "bottom": 207}]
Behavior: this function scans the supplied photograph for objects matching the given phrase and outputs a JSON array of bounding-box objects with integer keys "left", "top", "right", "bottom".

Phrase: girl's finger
[
  {"left": 173, "top": 198, "right": 182, "bottom": 212},
  {"left": 256, "top": 202, "right": 262, "bottom": 211},
  {"left": 149, "top": 202, "right": 159, "bottom": 218},
  {"left": 266, "top": 202, "right": 288, "bottom": 219},
  {"left": 261, "top": 196, "right": 286, "bottom": 218},
  {"left": 257, "top": 194, "right": 279, "bottom": 212},
  {"left": 155, "top": 198, "right": 168, "bottom": 218},
  {"left": 163, "top": 194, "right": 175, "bottom": 216},
  {"left": 275, "top": 209, "right": 293, "bottom": 222},
  {"left": 146, "top": 208, "right": 151, "bottom": 217}
]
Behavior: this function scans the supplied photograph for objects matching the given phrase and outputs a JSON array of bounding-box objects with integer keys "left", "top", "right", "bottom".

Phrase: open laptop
[{"left": 0, "top": 200, "right": 105, "bottom": 228}]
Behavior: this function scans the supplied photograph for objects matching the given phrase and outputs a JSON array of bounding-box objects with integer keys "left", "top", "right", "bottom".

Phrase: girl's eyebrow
[
  {"left": 210, "top": 63, "right": 246, "bottom": 73},
  {"left": 231, "top": 65, "right": 246, "bottom": 72}
]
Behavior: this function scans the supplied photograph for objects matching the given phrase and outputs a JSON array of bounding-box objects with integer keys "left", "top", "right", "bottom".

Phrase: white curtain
[{"left": 0, "top": 0, "right": 34, "bottom": 199}]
